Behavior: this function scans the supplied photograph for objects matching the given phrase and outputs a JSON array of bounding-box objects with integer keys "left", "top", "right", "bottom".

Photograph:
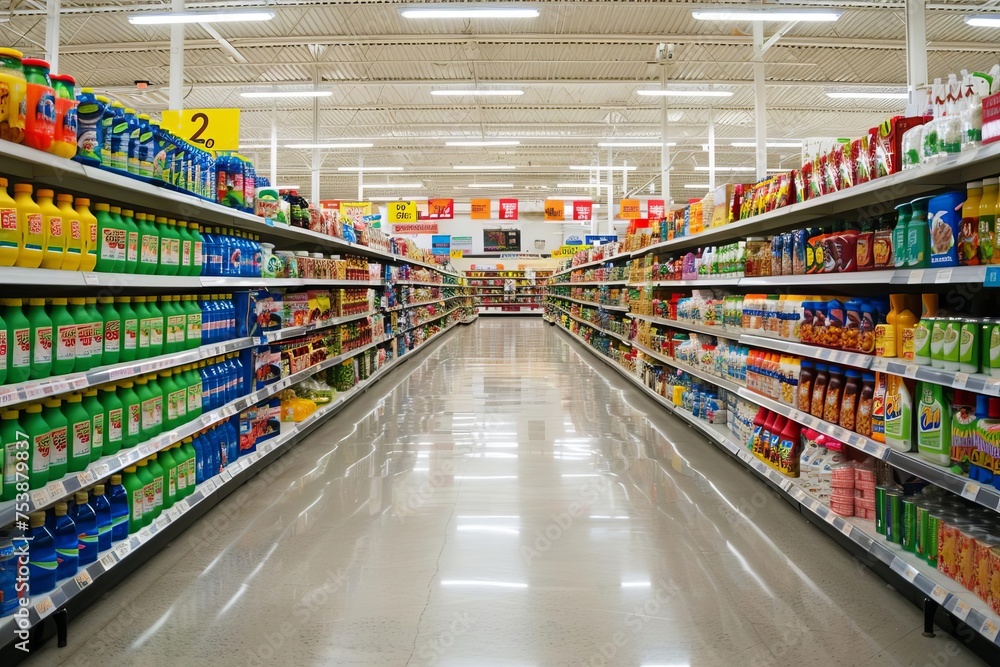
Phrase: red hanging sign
[
  {"left": 499, "top": 198, "right": 519, "bottom": 220},
  {"left": 572, "top": 201, "right": 593, "bottom": 221},
  {"left": 647, "top": 199, "right": 665, "bottom": 220},
  {"left": 420, "top": 198, "right": 454, "bottom": 220}
]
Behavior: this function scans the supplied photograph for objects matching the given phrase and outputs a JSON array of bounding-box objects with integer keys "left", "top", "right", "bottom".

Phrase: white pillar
[
  {"left": 606, "top": 148, "right": 613, "bottom": 235},
  {"left": 45, "top": 0, "right": 60, "bottom": 74},
  {"left": 269, "top": 102, "right": 278, "bottom": 185},
  {"left": 591, "top": 165, "right": 600, "bottom": 235},
  {"left": 169, "top": 0, "right": 184, "bottom": 110},
  {"left": 311, "top": 74, "right": 320, "bottom": 203},
  {"left": 357, "top": 155, "right": 364, "bottom": 200},
  {"left": 708, "top": 108, "right": 716, "bottom": 192},
  {"left": 753, "top": 21, "right": 767, "bottom": 181},
  {"left": 660, "top": 65, "right": 670, "bottom": 208},
  {"left": 622, "top": 159, "right": 628, "bottom": 197},
  {"left": 905, "top": 0, "right": 928, "bottom": 106}
]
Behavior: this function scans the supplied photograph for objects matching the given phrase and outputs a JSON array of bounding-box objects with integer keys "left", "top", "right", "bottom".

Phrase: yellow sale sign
[
  {"left": 450, "top": 249, "right": 464, "bottom": 259},
  {"left": 161, "top": 108, "right": 240, "bottom": 151},
  {"left": 619, "top": 198, "right": 641, "bottom": 219},
  {"left": 387, "top": 200, "right": 419, "bottom": 224}
]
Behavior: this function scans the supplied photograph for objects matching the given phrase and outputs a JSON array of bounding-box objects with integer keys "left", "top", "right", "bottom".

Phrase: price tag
[
  {"left": 908, "top": 269, "right": 926, "bottom": 284},
  {"left": 779, "top": 478, "right": 793, "bottom": 492},
  {"left": 220, "top": 469, "right": 233, "bottom": 483},
  {"left": 902, "top": 564, "right": 919, "bottom": 583},
  {"left": 107, "top": 366, "right": 133, "bottom": 381},
  {"left": 78, "top": 471, "right": 95, "bottom": 486},
  {"left": 953, "top": 599, "right": 972, "bottom": 621},
  {"left": 82, "top": 272, "right": 100, "bottom": 286},
  {"left": 954, "top": 372, "right": 970, "bottom": 390},
  {"left": 175, "top": 499, "right": 189, "bottom": 513},
  {"left": 23, "top": 384, "right": 47, "bottom": 401},
  {"left": 840, "top": 521, "right": 854, "bottom": 538},
  {"left": 48, "top": 480, "right": 65, "bottom": 500},
  {"left": 114, "top": 541, "right": 131, "bottom": 560},
  {"left": 100, "top": 553, "right": 117, "bottom": 571},
  {"left": 204, "top": 479, "right": 217, "bottom": 493},
  {"left": 931, "top": 585, "right": 949, "bottom": 604},
  {"left": 31, "top": 487, "right": 51, "bottom": 508},
  {"left": 962, "top": 481, "right": 980, "bottom": 502},
  {"left": 981, "top": 618, "right": 1000, "bottom": 642},
  {"left": 34, "top": 596, "right": 55, "bottom": 619},
  {"left": 935, "top": 268, "right": 954, "bottom": 284},
  {"left": 74, "top": 570, "right": 93, "bottom": 590}
]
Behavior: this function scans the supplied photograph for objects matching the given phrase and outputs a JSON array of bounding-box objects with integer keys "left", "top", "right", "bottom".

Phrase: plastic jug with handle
[
  {"left": 0, "top": 49, "right": 26, "bottom": 143},
  {"left": 13, "top": 184, "right": 43, "bottom": 269},
  {"left": 21, "top": 58, "right": 55, "bottom": 152},
  {"left": 49, "top": 74, "right": 77, "bottom": 158},
  {"left": 36, "top": 189, "right": 65, "bottom": 270}
]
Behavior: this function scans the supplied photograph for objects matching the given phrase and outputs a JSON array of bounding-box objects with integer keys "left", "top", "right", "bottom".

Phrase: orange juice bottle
[
  {"left": 13, "top": 183, "right": 43, "bottom": 268},
  {"left": 75, "top": 198, "right": 98, "bottom": 272},
  {"left": 36, "top": 189, "right": 65, "bottom": 270},
  {"left": 0, "top": 178, "right": 18, "bottom": 266},
  {"left": 57, "top": 194, "right": 82, "bottom": 271}
]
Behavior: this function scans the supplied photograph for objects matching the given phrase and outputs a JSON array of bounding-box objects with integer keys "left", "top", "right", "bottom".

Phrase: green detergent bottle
[
  {"left": 134, "top": 377, "right": 159, "bottom": 442},
  {"left": 93, "top": 203, "right": 124, "bottom": 273},
  {"left": 181, "top": 438, "right": 197, "bottom": 495},
  {"left": 1, "top": 299, "right": 30, "bottom": 383},
  {"left": 122, "top": 465, "right": 145, "bottom": 533},
  {"left": 907, "top": 196, "right": 932, "bottom": 269},
  {"left": 117, "top": 381, "right": 141, "bottom": 449},
  {"left": 97, "top": 296, "right": 120, "bottom": 366},
  {"left": 917, "top": 381, "right": 952, "bottom": 465},
  {"left": 42, "top": 398, "right": 67, "bottom": 481},
  {"left": 189, "top": 223, "right": 204, "bottom": 276},
  {"left": 81, "top": 389, "right": 104, "bottom": 463},
  {"left": 132, "top": 296, "right": 152, "bottom": 359},
  {"left": 99, "top": 384, "right": 123, "bottom": 456},
  {"left": 183, "top": 364, "right": 202, "bottom": 420},
  {"left": 161, "top": 296, "right": 185, "bottom": 355},
  {"left": 119, "top": 208, "right": 139, "bottom": 274},
  {"left": 21, "top": 402, "right": 50, "bottom": 490},
  {"left": 146, "top": 453, "right": 164, "bottom": 519},
  {"left": 183, "top": 295, "right": 201, "bottom": 350},
  {"left": 146, "top": 297, "right": 164, "bottom": 358},
  {"left": 49, "top": 297, "right": 76, "bottom": 376},
  {"left": 85, "top": 297, "right": 104, "bottom": 369},
  {"left": 0, "top": 409, "right": 28, "bottom": 501},
  {"left": 116, "top": 296, "right": 138, "bottom": 363},
  {"left": 136, "top": 459, "right": 155, "bottom": 525},
  {"left": 0, "top": 309, "right": 7, "bottom": 385},
  {"left": 177, "top": 221, "right": 195, "bottom": 276},
  {"left": 156, "top": 216, "right": 178, "bottom": 276},
  {"left": 158, "top": 445, "right": 178, "bottom": 510},
  {"left": 158, "top": 370, "right": 181, "bottom": 431},
  {"left": 136, "top": 212, "right": 159, "bottom": 275},
  {"left": 63, "top": 393, "right": 91, "bottom": 473},
  {"left": 172, "top": 442, "right": 189, "bottom": 498},
  {"left": 67, "top": 297, "right": 92, "bottom": 372},
  {"left": 26, "top": 297, "right": 52, "bottom": 380}
]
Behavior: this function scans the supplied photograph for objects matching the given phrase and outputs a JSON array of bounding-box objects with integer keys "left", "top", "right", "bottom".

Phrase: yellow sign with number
[
  {"left": 450, "top": 249, "right": 464, "bottom": 259},
  {"left": 161, "top": 108, "right": 240, "bottom": 152},
  {"left": 387, "top": 200, "right": 418, "bottom": 224}
]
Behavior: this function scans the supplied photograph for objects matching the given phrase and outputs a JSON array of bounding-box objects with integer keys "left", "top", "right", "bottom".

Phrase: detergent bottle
[
  {"left": 0, "top": 179, "right": 19, "bottom": 266},
  {"left": 108, "top": 102, "right": 128, "bottom": 171},
  {"left": 13, "top": 184, "right": 43, "bottom": 269},
  {"left": 132, "top": 296, "right": 151, "bottom": 359},
  {"left": 0, "top": 410, "right": 27, "bottom": 501},
  {"left": 21, "top": 402, "right": 50, "bottom": 489},
  {"left": 159, "top": 219, "right": 181, "bottom": 276},
  {"left": 136, "top": 212, "right": 158, "bottom": 275},
  {"left": 146, "top": 297, "right": 165, "bottom": 357},
  {"left": 36, "top": 189, "right": 65, "bottom": 270},
  {"left": 99, "top": 384, "right": 123, "bottom": 457},
  {"left": 0, "top": 49, "right": 26, "bottom": 144},
  {"left": 94, "top": 203, "right": 125, "bottom": 273},
  {"left": 84, "top": 297, "right": 104, "bottom": 368},
  {"left": 120, "top": 208, "right": 139, "bottom": 274},
  {"left": 64, "top": 393, "right": 92, "bottom": 472},
  {"left": 49, "top": 74, "right": 77, "bottom": 159},
  {"left": 115, "top": 296, "right": 138, "bottom": 363},
  {"left": 97, "top": 296, "right": 120, "bottom": 365},
  {"left": 67, "top": 297, "right": 91, "bottom": 372},
  {"left": 122, "top": 466, "right": 144, "bottom": 533},
  {"left": 81, "top": 389, "right": 104, "bottom": 463},
  {"left": 107, "top": 474, "right": 129, "bottom": 542},
  {"left": 177, "top": 221, "right": 195, "bottom": 276},
  {"left": 70, "top": 491, "right": 98, "bottom": 565},
  {"left": 50, "top": 502, "right": 78, "bottom": 580},
  {"left": 49, "top": 297, "right": 76, "bottom": 376},
  {"left": 884, "top": 375, "right": 914, "bottom": 452},
  {"left": 98, "top": 95, "right": 114, "bottom": 167},
  {"left": 124, "top": 108, "right": 141, "bottom": 175},
  {"left": 56, "top": 194, "right": 82, "bottom": 271},
  {"left": 916, "top": 381, "right": 952, "bottom": 465},
  {"left": 136, "top": 459, "right": 156, "bottom": 523},
  {"left": 42, "top": 398, "right": 67, "bottom": 481},
  {"left": 74, "top": 198, "right": 98, "bottom": 272},
  {"left": 73, "top": 87, "right": 103, "bottom": 166},
  {"left": 2, "top": 299, "right": 31, "bottom": 383},
  {"left": 116, "top": 381, "right": 141, "bottom": 449},
  {"left": 21, "top": 58, "right": 55, "bottom": 153},
  {"left": 136, "top": 114, "right": 156, "bottom": 178},
  {"left": 26, "top": 512, "right": 56, "bottom": 593},
  {"left": 188, "top": 222, "right": 204, "bottom": 276},
  {"left": 90, "top": 484, "right": 112, "bottom": 552},
  {"left": 158, "top": 445, "right": 178, "bottom": 510},
  {"left": 25, "top": 297, "right": 52, "bottom": 379}
]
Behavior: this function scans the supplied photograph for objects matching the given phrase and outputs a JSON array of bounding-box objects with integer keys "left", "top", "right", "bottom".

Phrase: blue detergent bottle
[
  {"left": 70, "top": 491, "right": 98, "bottom": 565},
  {"left": 26, "top": 513, "right": 56, "bottom": 594},
  {"left": 0, "top": 532, "right": 23, "bottom": 615},
  {"left": 193, "top": 432, "right": 206, "bottom": 484},
  {"left": 107, "top": 102, "right": 129, "bottom": 172},
  {"left": 50, "top": 502, "right": 78, "bottom": 580},
  {"left": 107, "top": 473, "right": 130, "bottom": 542},
  {"left": 224, "top": 417, "right": 239, "bottom": 464},
  {"left": 73, "top": 88, "right": 103, "bottom": 167},
  {"left": 124, "top": 108, "right": 141, "bottom": 175},
  {"left": 207, "top": 425, "right": 222, "bottom": 475},
  {"left": 91, "top": 484, "right": 113, "bottom": 552}
]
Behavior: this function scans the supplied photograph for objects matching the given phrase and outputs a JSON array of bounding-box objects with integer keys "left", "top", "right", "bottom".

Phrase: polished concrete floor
[{"left": 24, "top": 319, "right": 987, "bottom": 666}]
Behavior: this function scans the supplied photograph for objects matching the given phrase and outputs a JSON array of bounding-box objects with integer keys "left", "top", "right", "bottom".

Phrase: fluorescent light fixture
[
  {"left": 238, "top": 144, "right": 272, "bottom": 149},
  {"left": 692, "top": 8, "right": 841, "bottom": 22},
  {"left": 620, "top": 581, "right": 652, "bottom": 588},
  {"left": 636, "top": 89, "right": 733, "bottom": 98},
  {"left": 464, "top": 183, "right": 514, "bottom": 188},
  {"left": 556, "top": 183, "right": 596, "bottom": 188},
  {"left": 431, "top": 90, "right": 524, "bottom": 97},
  {"left": 964, "top": 15, "right": 1000, "bottom": 28},
  {"left": 275, "top": 184, "right": 301, "bottom": 190},
  {"left": 240, "top": 90, "right": 331, "bottom": 99},
  {"left": 453, "top": 165, "right": 516, "bottom": 170},
  {"left": 826, "top": 91, "right": 908, "bottom": 100},
  {"left": 440, "top": 579, "right": 528, "bottom": 588},
  {"left": 361, "top": 182, "right": 424, "bottom": 189},
  {"left": 453, "top": 475, "right": 519, "bottom": 479},
  {"left": 598, "top": 141, "right": 677, "bottom": 147},
  {"left": 561, "top": 473, "right": 600, "bottom": 478},
  {"left": 569, "top": 165, "right": 637, "bottom": 171},
  {"left": 730, "top": 141, "right": 802, "bottom": 148},
  {"left": 284, "top": 142, "right": 373, "bottom": 149},
  {"left": 694, "top": 166, "right": 755, "bottom": 172},
  {"left": 401, "top": 7, "right": 539, "bottom": 19},
  {"left": 445, "top": 140, "right": 521, "bottom": 146},
  {"left": 338, "top": 166, "right": 403, "bottom": 172},
  {"left": 684, "top": 184, "right": 710, "bottom": 189},
  {"left": 129, "top": 10, "right": 275, "bottom": 24}
]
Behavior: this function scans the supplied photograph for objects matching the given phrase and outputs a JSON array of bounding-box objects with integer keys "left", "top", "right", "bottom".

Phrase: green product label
[
  {"left": 943, "top": 326, "right": 960, "bottom": 362},
  {"left": 108, "top": 408, "right": 123, "bottom": 443},
  {"left": 187, "top": 313, "right": 201, "bottom": 341},
  {"left": 4, "top": 440, "right": 27, "bottom": 487},
  {"left": 124, "top": 317, "right": 137, "bottom": 350},
  {"left": 128, "top": 404, "right": 140, "bottom": 436},
  {"left": 187, "top": 384, "right": 200, "bottom": 413},
  {"left": 143, "top": 482, "right": 154, "bottom": 511},
  {"left": 92, "top": 413, "right": 104, "bottom": 451},
  {"left": 141, "top": 398, "right": 156, "bottom": 431},
  {"left": 168, "top": 315, "right": 185, "bottom": 343},
  {"left": 141, "top": 235, "right": 158, "bottom": 264},
  {"left": 33, "top": 433, "right": 51, "bottom": 473},
  {"left": 72, "top": 420, "right": 90, "bottom": 459},
  {"left": 150, "top": 319, "right": 163, "bottom": 346},
  {"left": 960, "top": 328, "right": 976, "bottom": 363},
  {"left": 138, "top": 318, "right": 151, "bottom": 348},
  {"left": 168, "top": 468, "right": 176, "bottom": 497},
  {"left": 34, "top": 326, "right": 52, "bottom": 366},
  {"left": 49, "top": 427, "right": 67, "bottom": 466},
  {"left": 153, "top": 477, "right": 163, "bottom": 507}
]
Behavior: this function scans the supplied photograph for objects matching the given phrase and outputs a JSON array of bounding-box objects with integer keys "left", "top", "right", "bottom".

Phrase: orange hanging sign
[
  {"left": 471, "top": 199, "right": 491, "bottom": 219},
  {"left": 544, "top": 199, "right": 565, "bottom": 221},
  {"left": 620, "top": 198, "right": 641, "bottom": 219}
]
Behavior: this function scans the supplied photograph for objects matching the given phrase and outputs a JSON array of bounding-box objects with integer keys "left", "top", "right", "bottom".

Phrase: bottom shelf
[
  {"left": 551, "top": 321, "right": 1000, "bottom": 654},
  {"left": 0, "top": 319, "right": 464, "bottom": 651}
]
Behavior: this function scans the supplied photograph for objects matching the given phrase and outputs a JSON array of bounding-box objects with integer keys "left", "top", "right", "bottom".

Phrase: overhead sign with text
[{"left": 161, "top": 108, "right": 240, "bottom": 151}]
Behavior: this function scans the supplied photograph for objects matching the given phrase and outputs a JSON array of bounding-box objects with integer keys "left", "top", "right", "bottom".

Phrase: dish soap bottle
[
  {"left": 917, "top": 381, "right": 952, "bottom": 465},
  {"left": 884, "top": 375, "right": 914, "bottom": 452}
]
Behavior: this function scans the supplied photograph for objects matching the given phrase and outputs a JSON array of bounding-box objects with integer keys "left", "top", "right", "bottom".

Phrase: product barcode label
[
  {"left": 0, "top": 388, "right": 17, "bottom": 406},
  {"left": 902, "top": 564, "right": 919, "bottom": 583},
  {"left": 954, "top": 372, "right": 970, "bottom": 389},
  {"left": 78, "top": 471, "right": 95, "bottom": 485},
  {"left": 108, "top": 367, "right": 133, "bottom": 381},
  {"left": 953, "top": 599, "right": 972, "bottom": 621},
  {"left": 935, "top": 268, "right": 954, "bottom": 284},
  {"left": 31, "top": 487, "right": 51, "bottom": 507},
  {"left": 82, "top": 272, "right": 100, "bottom": 285},
  {"left": 74, "top": 570, "right": 93, "bottom": 589},
  {"left": 100, "top": 553, "right": 117, "bottom": 571},
  {"left": 840, "top": 521, "right": 854, "bottom": 538},
  {"left": 908, "top": 269, "right": 925, "bottom": 284},
  {"left": 34, "top": 596, "right": 55, "bottom": 619},
  {"left": 114, "top": 541, "right": 131, "bottom": 559},
  {"left": 931, "top": 585, "right": 949, "bottom": 604},
  {"left": 980, "top": 618, "right": 1000, "bottom": 642}
]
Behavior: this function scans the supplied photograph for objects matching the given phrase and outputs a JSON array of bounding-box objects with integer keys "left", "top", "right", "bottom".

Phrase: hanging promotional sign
[
  {"left": 544, "top": 199, "right": 565, "bottom": 221},
  {"left": 551, "top": 245, "right": 584, "bottom": 257},
  {"left": 585, "top": 235, "right": 618, "bottom": 246},
  {"left": 422, "top": 198, "right": 454, "bottom": 220},
  {"left": 647, "top": 199, "right": 666, "bottom": 220},
  {"left": 620, "top": 198, "right": 641, "bottom": 219},
  {"left": 338, "top": 202, "right": 372, "bottom": 225},
  {"left": 161, "top": 108, "right": 240, "bottom": 151},
  {"left": 386, "top": 201, "right": 418, "bottom": 225},
  {"left": 431, "top": 235, "right": 451, "bottom": 255},
  {"left": 470, "top": 199, "right": 491, "bottom": 219},
  {"left": 451, "top": 235, "right": 474, "bottom": 251},
  {"left": 498, "top": 198, "right": 519, "bottom": 220},
  {"left": 450, "top": 249, "right": 464, "bottom": 259},
  {"left": 572, "top": 201, "right": 593, "bottom": 221},
  {"left": 394, "top": 222, "right": 438, "bottom": 234}
]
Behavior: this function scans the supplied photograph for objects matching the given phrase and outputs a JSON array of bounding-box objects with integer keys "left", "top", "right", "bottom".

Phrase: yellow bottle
[
  {"left": 74, "top": 197, "right": 98, "bottom": 272},
  {"left": 57, "top": 194, "right": 82, "bottom": 271},
  {"left": 921, "top": 293, "right": 939, "bottom": 318},
  {"left": 0, "top": 177, "right": 19, "bottom": 266},
  {"left": 36, "top": 189, "right": 65, "bottom": 270},
  {"left": 13, "top": 183, "right": 43, "bottom": 269},
  {"left": 893, "top": 294, "right": 918, "bottom": 361}
]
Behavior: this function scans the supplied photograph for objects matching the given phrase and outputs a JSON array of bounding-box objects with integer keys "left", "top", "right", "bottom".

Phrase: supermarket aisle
[{"left": 23, "top": 319, "right": 985, "bottom": 667}]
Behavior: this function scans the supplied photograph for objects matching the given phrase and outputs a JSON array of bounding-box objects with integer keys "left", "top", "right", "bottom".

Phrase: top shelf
[
  {"left": 630, "top": 139, "right": 1000, "bottom": 258},
  {"left": 550, "top": 252, "right": 631, "bottom": 278}
]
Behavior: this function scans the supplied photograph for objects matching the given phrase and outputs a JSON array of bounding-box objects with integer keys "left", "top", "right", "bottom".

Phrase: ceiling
[{"left": 4, "top": 0, "right": 1000, "bottom": 204}]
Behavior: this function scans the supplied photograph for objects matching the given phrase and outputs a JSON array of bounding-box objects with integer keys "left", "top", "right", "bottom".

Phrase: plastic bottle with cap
[
  {"left": 107, "top": 474, "right": 129, "bottom": 541},
  {"left": 36, "top": 189, "right": 65, "bottom": 270},
  {"left": 56, "top": 193, "right": 82, "bottom": 271},
  {"left": 50, "top": 501, "right": 78, "bottom": 579},
  {"left": 158, "top": 445, "right": 178, "bottom": 511},
  {"left": 116, "top": 381, "right": 141, "bottom": 449},
  {"left": 99, "top": 384, "right": 123, "bottom": 457},
  {"left": 116, "top": 296, "right": 138, "bottom": 362},
  {"left": 73, "top": 87, "right": 103, "bottom": 166},
  {"left": 90, "top": 484, "right": 112, "bottom": 551},
  {"left": 26, "top": 512, "right": 56, "bottom": 593},
  {"left": 146, "top": 296, "right": 165, "bottom": 357},
  {"left": 97, "top": 295, "right": 121, "bottom": 366},
  {"left": 93, "top": 202, "right": 125, "bottom": 273},
  {"left": 84, "top": 297, "right": 103, "bottom": 368},
  {"left": 81, "top": 388, "right": 104, "bottom": 463},
  {"left": 120, "top": 208, "right": 139, "bottom": 274},
  {"left": 70, "top": 491, "right": 98, "bottom": 565},
  {"left": 21, "top": 401, "right": 50, "bottom": 490},
  {"left": 25, "top": 297, "right": 52, "bottom": 380},
  {"left": 49, "top": 297, "right": 76, "bottom": 376},
  {"left": 49, "top": 73, "right": 77, "bottom": 159},
  {"left": 2, "top": 298, "right": 30, "bottom": 383},
  {"left": 21, "top": 57, "right": 55, "bottom": 152},
  {"left": 64, "top": 393, "right": 92, "bottom": 472},
  {"left": 0, "top": 48, "right": 27, "bottom": 144},
  {"left": 67, "top": 297, "right": 91, "bottom": 372},
  {"left": 13, "top": 183, "right": 43, "bottom": 269},
  {"left": 136, "top": 211, "right": 159, "bottom": 275},
  {"left": 74, "top": 198, "right": 98, "bottom": 272},
  {"left": 0, "top": 409, "right": 27, "bottom": 501},
  {"left": 132, "top": 296, "right": 151, "bottom": 359},
  {"left": 0, "top": 178, "right": 19, "bottom": 267},
  {"left": 42, "top": 397, "right": 67, "bottom": 481},
  {"left": 136, "top": 459, "right": 156, "bottom": 525},
  {"left": 122, "top": 466, "right": 144, "bottom": 534}
]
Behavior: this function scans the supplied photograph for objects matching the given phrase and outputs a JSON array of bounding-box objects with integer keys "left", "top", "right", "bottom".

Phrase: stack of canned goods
[
  {"left": 914, "top": 316, "right": 999, "bottom": 375},
  {"left": 877, "top": 485, "right": 1000, "bottom": 614}
]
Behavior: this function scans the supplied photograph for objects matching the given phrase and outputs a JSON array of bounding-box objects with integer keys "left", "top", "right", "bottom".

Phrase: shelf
[
  {"left": 630, "top": 267, "right": 986, "bottom": 289},
  {"left": 629, "top": 313, "right": 741, "bottom": 339},
  {"left": 740, "top": 334, "right": 875, "bottom": 370},
  {"left": 550, "top": 252, "right": 631, "bottom": 278},
  {"left": 383, "top": 298, "right": 446, "bottom": 312},
  {"left": 0, "top": 267, "right": 384, "bottom": 289},
  {"left": 478, "top": 309, "right": 544, "bottom": 315},
  {"left": 555, "top": 323, "right": 1000, "bottom": 652},
  {"left": 548, "top": 279, "right": 631, "bottom": 287},
  {"left": 738, "top": 270, "right": 897, "bottom": 287},
  {"left": 0, "top": 316, "right": 461, "bottom": 638},
  {"left": 631, "top": 340, "right": 745, "bottom": 393},
  {"left": 391, "top": 306, "right": 461, "bottom": 336},
  {"left": 545, "top": 294, "right": 630, "bottom": 312},
  {"left": 263, "top": 311, "right": 375, "bottom": 342},
  {"left": 390, "top": 279, "right": 453, "bottom": 287},
  {"left": 0, "top": 337, "right": 256, "bottom": 411},
  {"left": 554, "top": 307, "right": 631, "bottom": 345},
  {"left": 630, "top": 277, "right": 742, "bottom": 288},
  {"left": 630, "top": 139, "right": 1000, "bottom": 258}
]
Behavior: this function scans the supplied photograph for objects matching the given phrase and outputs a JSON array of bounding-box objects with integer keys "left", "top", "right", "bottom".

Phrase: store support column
[
  {"left": 660, "top": 64, "right": 671, "bottom": 209},
  {"left": 45, "top": 0, "right": 60, "bottom": 74},
  {"left": 752, "top": 21, "right": 767, "bottom": 181},
  {"left": 905, "top": 0, "right": 928, "bottom": 109},
  {"left": 169, "top": 0, "right": 183, "bottom": 111}
]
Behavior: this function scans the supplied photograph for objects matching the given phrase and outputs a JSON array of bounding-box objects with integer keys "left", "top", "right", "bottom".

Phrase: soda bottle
[
  {"left": 106, "top": 474, "right": 129, "bottom": 541},
  {"left": 74, "top": 198, "right": 98, "bottom": 272},
  {"left": 21, "top": 401, "right": 50, "bottom": 490},
  {"left": 70, "top": 491, "right": 97, "bottom": 565},
  {"left": 56, "top": 194, "right": 82, "bottom": 271},
  {"left": 81, "top": 388, "right": 104, "bottom": 462},
  {"left": 90, "top": 484, "right": 112, "bottom": 552},
  {"left": 42, "top": 398, "right": 67, "bottom": 481},
  {"left": 26, "top": 297, "right": 53, "bottom": 380},
  {"left": 99, "top": 384, "right": 123, "bottom": 457},
  {"left": 13, "top": 184, "right": 43, "bottom": 269},
  {"left": 63, "top": 393, "right": 92, "bottom": 473}
]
